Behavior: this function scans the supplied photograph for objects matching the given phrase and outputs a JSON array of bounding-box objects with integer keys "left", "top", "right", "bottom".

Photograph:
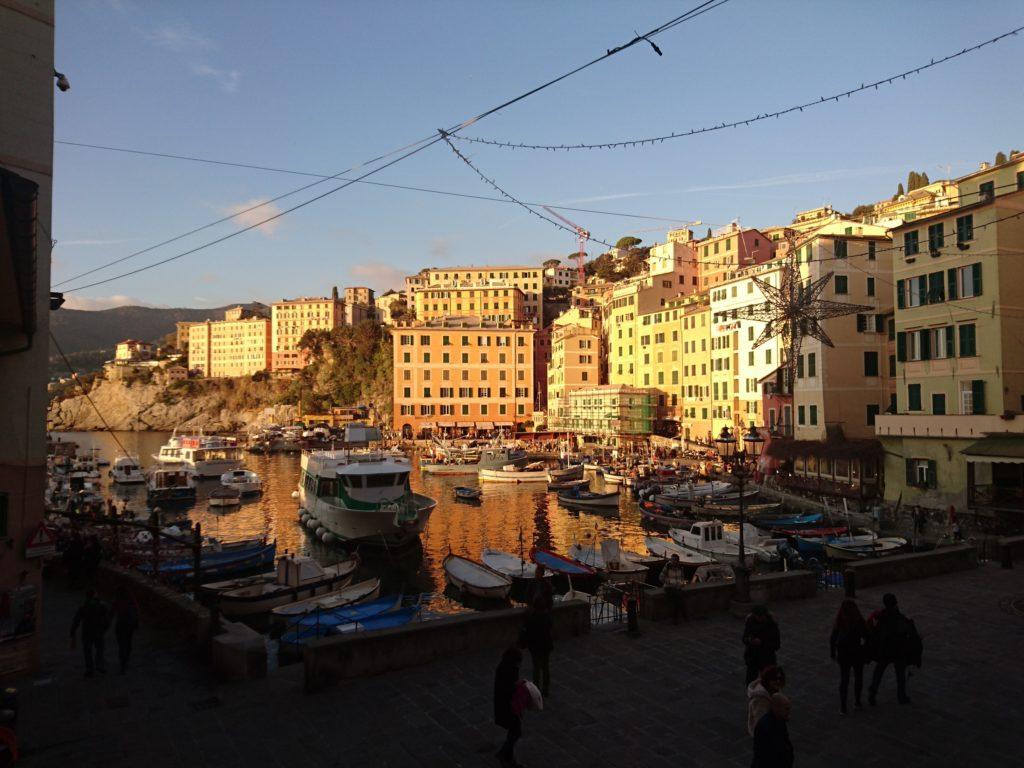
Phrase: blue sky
[{"left": 54, "top": 0, "right": 1024, "bottom": 309}]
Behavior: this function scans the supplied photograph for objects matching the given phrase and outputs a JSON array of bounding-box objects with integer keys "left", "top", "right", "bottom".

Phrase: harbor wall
[
  {"left": 639, "top": 570, "right": 818, "bottom": 621},
  {"left": 304, "top": 599, "right": 590, "bottom": 692},
  {"left": 844, "top": 544, "right": 978, "bottom": 590}
]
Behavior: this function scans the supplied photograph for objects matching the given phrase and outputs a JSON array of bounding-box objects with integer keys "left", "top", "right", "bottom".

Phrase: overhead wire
[
  {"left": 454, "top": 24, "right": 1024, "bottom": 151},
  {"left": 56, "top": 0, "right": 729, "bottom": 293}
]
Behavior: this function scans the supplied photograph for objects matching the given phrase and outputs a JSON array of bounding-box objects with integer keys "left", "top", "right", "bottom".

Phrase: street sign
[{"left": 24, "top": 522, "right": 57, "bottom": 559}]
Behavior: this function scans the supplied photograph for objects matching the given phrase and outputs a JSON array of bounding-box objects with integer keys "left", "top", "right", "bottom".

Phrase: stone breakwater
[{"left": 47, "top": 377, "right": 297, "bottom": 432}]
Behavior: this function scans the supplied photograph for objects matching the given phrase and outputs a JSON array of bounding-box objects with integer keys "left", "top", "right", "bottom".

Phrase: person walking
[
  {"left": 522, "top": 597, "right": 553, "bottom": 697},
  {"left": 529, "top": 565, "right": 553, "bottom": 611},
  {"left": 751, "top": 693, "right": 794, "bottom": 768},
  {"left": 747, "top": 665, "right": 786, "bottom": 736},
  {"left": 867, "top": 593, "right": 915, "bottom": 706},
  {"left": 659, "top": 553, "right": 687, "bottom": 624},
  {"left": 494, "top": 646, "right": 524, "bottom": 768},
  {"left": 830, "top": 599, "right": 867, "bottom": 714},
  {"left": 742, "top": 605, "right": 781, "bottom": 684},
  {"left": 70, "top": 589, "right": 109, "bottom": 677},
  {"left": 112, "top": 585, "right": 140, "bottom": 673}
]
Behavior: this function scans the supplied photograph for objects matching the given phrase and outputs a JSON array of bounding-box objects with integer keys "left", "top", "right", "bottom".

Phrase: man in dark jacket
[
  {"left": 70, "top": 589, "right": 109, "bottom": 676},
  {"left": 522, "top": 598, "right": 553, "bottom": 696},
  {"left": 752, "top": 693, "right": 794, "bottom": 768},
  {"left": 743, "top": 605, "right": 781, "bottom": 684},
  {"left": 494, "top": 646, "right": 523, "bottom": 768},
  {"left": 868, "top": 593, "right": 911, "bottom": 705}
]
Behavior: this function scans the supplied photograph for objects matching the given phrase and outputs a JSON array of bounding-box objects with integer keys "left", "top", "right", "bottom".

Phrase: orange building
[{"left": 391, "top": 317, "right": 535, "bottom": 437}]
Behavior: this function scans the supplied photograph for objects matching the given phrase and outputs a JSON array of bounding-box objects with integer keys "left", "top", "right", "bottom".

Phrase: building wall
[
  {"left": 345, "top": 286, "right": 374, "bottom": 306},
  {"left": 0, "top": 0, "right": 54, "bottom": 677},
  {"left": 271, "top": 297, "right": 345, "bottom": 372},
  {"left": 420, "top": 266, "right": 545, "bottom": 324},
  {"left": 188, "top": 318, "right": 271, "bottom": 377},
  {"left": 696, "top": 225, "right": 775, "bottom": 290},
  {"left": 413, "top": 284, "right": 526, "bottom": 323},
  {"left": 188, "top": 323, "right": 210, "bottom": 375},
  {"left": 374, "top": 292, "right": 405, "bottom": 325},
  {"left": 548, "top": 307, "right": 602, "bottom": 421},
  {"left": 552, "top": 385, "right": 655, "bottom": 442},
  {"left": 176, "top": 321, "right": 200, "bottom": 350},
  {"left": 680, "top": 297, "right": 713, "bottom": 443},
  {"left": 391, "top": 321, "right": 535, "bottom": 435}
]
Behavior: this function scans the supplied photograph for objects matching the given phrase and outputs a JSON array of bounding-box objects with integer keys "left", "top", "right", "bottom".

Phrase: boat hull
[
  {"left": 217, "top": 572, "right": 355, "bottom": 618},
  {"left": 299, "top": 487, "right": 435, "bottom": 547},
  {"left": 479, "top": 469, "right": 549, "bottom": 483}
]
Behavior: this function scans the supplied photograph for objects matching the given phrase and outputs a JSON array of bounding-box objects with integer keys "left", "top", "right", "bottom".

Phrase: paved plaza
[{"left": 16, "top": 562, "right": 1024, "bottom": 767}]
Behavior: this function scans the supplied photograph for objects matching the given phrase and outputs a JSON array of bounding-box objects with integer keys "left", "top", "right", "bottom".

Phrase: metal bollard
[{"left": 844, "top": 569, "right": 856, "bottom": 598}]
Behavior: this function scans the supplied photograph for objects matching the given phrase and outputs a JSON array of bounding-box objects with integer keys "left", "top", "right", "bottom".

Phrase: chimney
[
  {"left": 331, "top": 286, "right": 339, "bottom": 301},
  {"left": 979, "top": 162, "right": 990, "bottom": 171}
]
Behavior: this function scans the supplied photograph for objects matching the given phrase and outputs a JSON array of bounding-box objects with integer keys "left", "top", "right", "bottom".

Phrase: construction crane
[{"left": 542, "top": 206, "right": 589, "bottom": 285}]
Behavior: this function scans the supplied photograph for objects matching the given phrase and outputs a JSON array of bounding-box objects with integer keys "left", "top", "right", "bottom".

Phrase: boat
[
  {"left": 279, "top": 594, "right": 402, "bottom": 646},
  {"left": 215, "top": 554, "right": 360, "bottom": 618},
  {"left": 481, "top": 548, "right": 542, "bottom": 581},
  {"left": 567, "top": 540, "right": 647, "bottom": 584},
  {"left": 479, "top": 461, "right": 549, "bottom": 483},
  {"left": 200, "top": 571, "right": 278, "bottom": 599},
  {"left": 639, "top": 500, "right": 695, "bottom": 528},
  {"left": 146, "top": 468, "right": 197, "bottom": 506},
  {"left": 557, "top": 486, "right": 620, "bottom": 508},
  {"left": 643, "top": 536, "right": 716, "bottom": 570},
  {"left": 669, "top": 521, "right": 760, "bottom": 568},
  {"left": 600, "top": 469, "right": 626, "bottom": 485},
  {"left": 653, "top": 481, "right": 736, "bottom": 508},
  {"left": 420, "top": 441, "right": 529, "bottom": 476},
  {"left": 690, "top": 563, "right": 735, "bottom": 583},
  {"left": 298, "top": 447, "right": 436, "bottom": 548},
  {"left": 548, "top": 464, "right": 584, "bottom": 481},
  {"left": 722, "top": 523, "right": 782, "bottom": 563},
  {"left": 334, "top": 604, "right": 421, "bottom": 634},
  {"left": 751, "top": 512, "right": 823, "bottom": 529},
  {"left": 824, "top": 537, "right": 907, "bottom": 560},
  {"left": 454, "top": 486, "right": 483, "bottom": 502},
  {"left": 271, "top": 577, "right": 382, "bottom": 620},
  {"left": 154, "top": 433, "right": 244, "bottom": 478},
  {"left": 110, "top": 455, "right": 146, "bottom": 485},
  {"left": 774, "top": 526, "right": 849, "bottom": 539},
  {"left": 703, "top": 501, "right": 782, "bottom": 516},
  {"left": 220, "top": 469, "right": 263, "bottom": 495},
  {"left": 621, "top": 549, "right": 666, "bottom": 575},
  {"left": 443, "top": 553, "right": 513, "bottom": 600},
  {"left": 548, "top": 478, "right": 590, "bottom": 491},
  {"left": 136, "top": 539, "right": 276, "bottom": 581},
  {"left": 208, "top": 486, "right": 241, "bottom": 508},
  {"left": 531, "top": 548, "right": 598, "bottom": 577}
]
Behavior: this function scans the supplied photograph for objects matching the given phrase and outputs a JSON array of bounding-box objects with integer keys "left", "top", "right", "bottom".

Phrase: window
[
  {"left": 889, "top": 354, "right": 896, "bottom": 376},
  {"left": 979, "top": 180, "right": 995, "bottom": 202},
  {"left": 834, "top": 275, "right": 848, "bottom": 294},
  {"left": 402, "top": 352, "right": 411, "bottom": 363},
  {"left": 422, "top": 352, "right": 431, "bottom": 364},
  {"left": 798, "top": 405, "right": 806, "bottom": 425},
  {"left": 419, "top": 335, "right": 430, "bottom": 345},
  {"left": 961, "top": 380, "right": 986, "bottom": 415},
  {"left": 402, "top": 387, "right": 411, "bottom": 399},
  {"left": 908, "top": 383, "right": 922, "bottom": 411},
  {"left": 422, "top": 387, "right": 431, "bottom": 398},
  {"left": 927, "top": 272, "right": 945, "bottom": 303},
  {"left": 868, "top": 241, "right": 876, "bottom": 261},
  {"left": 956, "top": 263, "right": 982, "bottom": 298},
  {"left": 809, "top": 405, "right": 818, "bottom": 425},
  {"left": 956, "top": 214, "right": 973, "bottom": 244},
  {"left": 834, "top": 240, "right": 847, "bottom": 259},
  {"left": 958, "top": 324, "right": 977, "bottom": 357},
  {"left": 930, "top": 326, "right": 954, "bottom": 359},
  {"left": 927, "top": 223, "right": 944, "bottom": 253},
  {"left": 905, "top": 458, "right": 937, "bottom": 489},
  {"left": 866, "top": 404, "right": 880, "bottom": 426},
  {"left": 866, "top": 277, "right": 875, "bottom": 297},
  {"left": 932, "top": 393, "right": 946, "bottom": 415},
  {"left": 864, "top": 351, "right": 879, "bottom": 377},
  {"left": 796, "top": 355, "right": 804, "bottom": 379},
  {"left": 808, "top": 353, "right": 816, "bottom": 377},
  {"left": 904, "top": 231, "right": 920, "bottom": 256}
]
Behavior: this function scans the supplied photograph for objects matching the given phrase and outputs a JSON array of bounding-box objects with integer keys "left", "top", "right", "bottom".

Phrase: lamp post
[{"left": 714, "top": 424, "right": 765, "bottom": 605}]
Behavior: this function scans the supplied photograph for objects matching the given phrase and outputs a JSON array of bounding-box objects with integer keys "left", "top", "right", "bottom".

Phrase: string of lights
[{"left": 453, "top": 25, "right": 1024, "bottom": 151}]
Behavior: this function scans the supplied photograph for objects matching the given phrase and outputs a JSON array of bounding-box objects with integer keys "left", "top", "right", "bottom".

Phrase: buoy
[
  {"left": 305, "top": 518, "right": 320, "bottom": 530},
  {"left": 314, "top": 526, "right": 326, "bottom": 537},
  {"left": 290, "top": 491, "right": 299, "bottom": 499},
  {"left": 321, "top": 532, "right": 335, "bottom": 544},
  {"left": 299, "top": 513, "right": 309, "bottom": 524}
]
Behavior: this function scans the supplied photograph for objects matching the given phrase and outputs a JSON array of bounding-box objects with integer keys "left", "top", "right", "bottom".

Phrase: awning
[
  {"left": 494, "top": 421, "right": 514, "bottom": 426},
  {"left": 477, "top": 421, "right": 495, "bottom": 429},
  {"left": 962, "top": 433, "right": 1024, "bottom": 464},
  {"left": 456, "top": 421, "right": 474, "bottom": 427},
  {"left": 436, "top": 421, "right": 455, "bottom": 428},
  {"left": 420, "top": 422, "right": 436, "bottom": 429}
]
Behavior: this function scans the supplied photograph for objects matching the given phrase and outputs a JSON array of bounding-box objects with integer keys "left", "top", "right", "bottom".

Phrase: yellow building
[
  {"left": 374, "top": 290, "right": 406, "bottom": 325},
  {"left": 271, "top": 290, "right": 346, "bottom": 372},
  {"left": 678, "top": 294, "right": 713, "bottom": 444},
  {"left": 189, "top": 315, "right": 271, "bottom": 377},
  {"left": 635, "top": 303, "right": 684, "bottom": 434},
  {"left": 414, "top": 265, "right": 545, "bottom": 324},
  {"left": 391, "top": 317, "right": 535, "bottom": 437},
  {"left": 548, "top": 306, "right": 602, "bottom": 425},
  {"left": 553, "top": 384, "right": 655, "bottom": 444},
  {"left": 413, "top": 284, "right": 526, "bottom": 323}
]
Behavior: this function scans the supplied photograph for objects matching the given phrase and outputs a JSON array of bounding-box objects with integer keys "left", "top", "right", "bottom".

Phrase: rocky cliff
[{"left": 47, "top": 377, "right": 298, "bottom": 432}]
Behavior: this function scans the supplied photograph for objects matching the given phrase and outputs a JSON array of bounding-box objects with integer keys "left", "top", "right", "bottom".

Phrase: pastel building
[
  {"left": 553, "top": 384, "right": 656, "bottom": 444},
  {"left": 271, "top": 289, "right": 346, "bottom": 372},
  {"left": 189, "top": 314, "right": 272, "bottom": 377},
  {"left": 115, "top": 339, "right": 154, "bottom": 362},
  {"left": 548, "top": 306, "right": 603, "bottom": 427},
  {"left": 413, "top": 283, "right": 527, "bottom": 323},
  {"left": 412, "top": 266, "right": 545, "bottom": 324}
]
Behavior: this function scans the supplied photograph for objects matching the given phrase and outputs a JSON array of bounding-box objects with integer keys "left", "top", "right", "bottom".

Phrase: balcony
[{"left": 875, "top": 413, "right": 1024, "bottom": 440}]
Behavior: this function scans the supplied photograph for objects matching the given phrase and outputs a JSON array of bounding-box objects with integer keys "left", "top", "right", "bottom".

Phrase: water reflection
[{"left": 58, "top": 432, "right": 656, "bottom": 613}]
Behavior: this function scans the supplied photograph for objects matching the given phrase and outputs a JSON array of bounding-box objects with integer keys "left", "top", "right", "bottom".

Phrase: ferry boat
[
  {"left": 298, "top": 449, "right": 437, "bottom": 548},
  {"left": 154, "top": 434, "right": 243, "bottom": 478}
]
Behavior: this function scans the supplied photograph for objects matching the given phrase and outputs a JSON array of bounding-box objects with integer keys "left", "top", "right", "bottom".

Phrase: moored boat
[
  {"left": 824, "top": 536, "right": 907, "bottom": 560},
  {"left": 531, "top": 547, "right": 598, "bottom": 577},
  {"left": 548, "top": 478, "right": 590, "bottom": 491},
  {"left": 549, "top": 464, "right": 584, "bottom": 481},
  {"left": 557, "top": 487, "right": 620, "bottom": 508},
  {"left": 146, "top": 468, "right": 197, "bottom": 506},
  {"left": 271, "top": 577, "right": 382, "bottom": 620},
  {"left": 420, "top": 442, "right": 528, "bottom": 476},
  {"left": 136, "top": 539, "right": 276, "bottom": 581},
  {"left": 442, "top": 553, "right": 513, "bottom": 600},
  {"left": 216, "top": 554, "right": 360, "bottom": 618},
  {"left": 220, "top": 469, "right": 263, "bottom": 495},
  {"left": 567, "top": 540, "right": 647, "bottom": 584},
  {"left": 643, "top": 536, "right": 716, "bottom": 570},
  {"left": 669, "top": 521, "right": 760, "bottom": 568},
  {"left": 154, "top": 434, "right": 243, "bottom": 478},
  {"left": 454, "top": 486, "right": 483, "bottom": 502},
  {"left": 479, "top": 461, "right": 549, "bottom": 483},
  {"left": 639, "top": 500, "right": 695, "bottom": 528},
  {"left": 208, "top": 486, "right": 241, "bottom": 508},
  {"left": 752, "top": 512, "right": 823, "bottom": 528},
  {"left": 481, "top": 548, "right": 540, "bottom": 581},
  {"left": 110, "top": 455, "right": 146, "bottom": 485}
]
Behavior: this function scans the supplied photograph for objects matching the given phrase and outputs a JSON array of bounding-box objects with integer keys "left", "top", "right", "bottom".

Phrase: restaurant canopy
[{"left": 961, "top": 433, "right": 1024, "bottom": 464}]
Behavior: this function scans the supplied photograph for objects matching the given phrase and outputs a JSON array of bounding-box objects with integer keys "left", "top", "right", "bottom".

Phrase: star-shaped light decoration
[{"left": 738, "top": 253, "right": 872, "bottom": 385}]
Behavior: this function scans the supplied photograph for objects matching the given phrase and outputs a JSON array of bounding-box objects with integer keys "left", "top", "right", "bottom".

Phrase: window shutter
[
  {"left": 917, "top": 276, "right": 929, "bottom": 305},
  {"left": 896, "top": 280, "right": 906, "bottom": 309},
  {"left": 927, "top": 460, "right": 938, "bottom": 489},
  {"left": 972, "top": 380, "right": 986, "bottom": 414},
  {"left": 920, "top": 331, "right": 931, "bottom": 360},
  {"left": 856, "top": 314, "right": 866, "bottom": 332},
  {"left": 929, "top": 272, "right": 944, "bottom": 302},
  {"left": 972, "top": 263, "right": 982, "bottom": 296},
  {"left": 905, "top": 459, "right": 915, "bottom": 486},
  {"left": 945, "top": 326, "right": 955, "bottom": 358},
  {"left": 947, "top": 269, "right": 958, "bottom": 300},
  {"left": 896, "top": 332, "right": 907, "bottom": 362}
]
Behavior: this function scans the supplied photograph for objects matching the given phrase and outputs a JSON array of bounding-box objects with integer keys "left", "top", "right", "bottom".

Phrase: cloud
[
  {"left": 192, "top": 63, "right": 241, "bottom": 93},
  {"left": 63, "top": 294, "right": 154, "bottom": 311},
  {"left": 429, "top": 237, "right": 452, "bottom": 259},
  {"left": 348, "top": 262, "right": 406, "bottom": 291},
  {"left": 149, "top": 22, "right": 216, "bottom": 51},
  {"left": 222, "top": 198, "right": 281, "bottom": 235}
]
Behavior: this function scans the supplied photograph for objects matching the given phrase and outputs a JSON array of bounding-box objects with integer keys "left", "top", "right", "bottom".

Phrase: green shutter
[
  {"left": 896, "top": 332, "right": 907, "bottom": 362},
  {"left": 905, "top": 459, "right": 915, "bottom": 486},
  {"left": 929, "top": 272, "right": 944, "bottom": 302},
  {"left": 972, "top": 380, "right": 985, "bottom": 414},
  {"left": 928, "top": 460, "right": 938, "bottom": 488},
  {"left": 917, "top": 276, "right": 929, "bottom": 305},
  {"left": 920, "top": 330, "right": 931, "bottom": 360},
  {"left": 972, "top": 263, "right": 982, "bottom": 296},
  {"left": 945, "top": 326, "right": 955, "bottom": 358},
  {"left": 897, "top": 280, "right": 906, "bottom": 309},
  {"left": 947, "top": 269, "right": 958, "bottom": 300}
]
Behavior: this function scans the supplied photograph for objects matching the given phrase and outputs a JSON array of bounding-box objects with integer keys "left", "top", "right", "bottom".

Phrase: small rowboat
[
  {"left": 702, "top": 501, "right": 781, "bottom": 516},
  {"left": 454, "top": 486, "right": 483, "bottom": 502},
  {"left": 279, "top": 595, "right": 402, "bottom": 647},
  {"left": 774, "top": 526, "right": 849, "bottom": 538},
  {"left": 271, "top": 577, "right": 382, "bottom": 620},
  {"left": 752, "top": 512, "right": 823, "bottom": 528},
  {"left": 216, "top": 554, "right": 360, "bottom": 618},
  {"left": 548, "top": 478, "right": 590, "bottom": 491},
  {"left": 479, "top": 462, "right": 549, "bottom": 483},
  {"left": 481, "top": 548, "right": 540, "bottom": 581},
  {"left": 643, "top": 536, "right": 716, "bottom": 569},
  {"left": 567, "top": 541, "right": 647, "bottom": 584},
  {"left": 639, "top": 500, "right": 695, "bottom": 528},
  {"left": 557, "top": 487, "right": 620, "bottom": 508},
  {"left": 208, "top": 486, "right": 241, "bottom": 508},
  {"left": 549, "top": 464, "right": 584, "bottom": 481},
  {"left": 824, "top": 536, "right": 907, "bottom": 560},
  {"left": 443, "top": 553, "right": 513, "bottom": 600},
  {"left": 220, "top": 469, "right": 262, "bottom": 495},
  {"left": 531, "top": 548, "right": 597, "bottom": 576}
]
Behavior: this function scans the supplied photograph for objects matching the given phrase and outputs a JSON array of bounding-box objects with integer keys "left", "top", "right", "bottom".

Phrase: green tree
[
  {"left": 995, "top": 151, "right": 1008, "bottom": 165},
  {"left": 893, "top": 182, "right": 905, "bottom": 200},
  {"left": 615, "top": 236, "right": 642, "bottom": 250}
]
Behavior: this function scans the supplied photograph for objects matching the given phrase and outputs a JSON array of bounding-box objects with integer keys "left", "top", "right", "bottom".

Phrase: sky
[{"left": 53, "top": 0, "right": 1024, "bottom": 310}]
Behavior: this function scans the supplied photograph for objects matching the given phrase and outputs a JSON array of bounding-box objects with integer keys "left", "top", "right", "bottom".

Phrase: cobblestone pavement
[{"left": 17, "top": 562, "right": 1024, "bottom": 768}]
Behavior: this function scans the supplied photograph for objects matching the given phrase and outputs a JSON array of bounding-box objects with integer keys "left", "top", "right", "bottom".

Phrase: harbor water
[{"left": 56, "top": 431, "right": 657, "bottom": 613}]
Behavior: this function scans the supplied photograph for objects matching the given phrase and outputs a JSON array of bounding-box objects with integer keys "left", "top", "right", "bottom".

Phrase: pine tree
[
  {"left": 995, "top": 151, "right": 1008, "bottom": 165},
  {"left": 921, "top": 172, "right": 930, "bottom": 185},
  {"left": 893, "top": 182, "right": 905, "bottom": 200}
]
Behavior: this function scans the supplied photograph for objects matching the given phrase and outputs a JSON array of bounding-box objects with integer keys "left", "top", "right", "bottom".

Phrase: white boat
[
  {"left": 669, "top": 521, "right": 760, "bottom": 568},
  {"left": 221, "top": 468, "right": 263, "bottom": 495},
  {"left": 110, "top": 455, "right": 146, "bottom": 485},
  {"left": 723, "top": 523, "right": 783, "bottom": 563},
  {"left": 208, "top": 486, "right": 241, "bottom": 508},
  {"left": 549, "top": 464, "right": 584, "bottom": 481},
  {"left": 216, "top": 554, "right": 360, "bottom": 618},
  {"left": 479, "top": 461, "right": 549, "bottom": 483},
  {"left": 643, "top": 536, "right": 716, "bottom": 568},
  {"left": 481, "top": 548, "right": 539, "bottom": 581},
  {"left": 691, "top": 563, "right": 735, "bottom": 583},
  {"left": 154, "top": 434, "right": 243, "bottom": 478},
  {"left": 200, "top": 570, "right": 277, "bottom": 598},
  {"left": 298, "top": 449, "right": 436, "bottom": 547},
  {"left": 146, "top": 468, "right": 197, "bottom": 506},
  {"left": 824, "top": 537, "right": 907, "bottom": 561},
  {"left": 557, "top": 487, "right": 620, "bottom": 508},
  {"left": 270, "top": 577, "right": 382, "bottom": 620},
  {"left": 443, "top": 553, "right": 513, "bottom": 599},
  {"left": 654, "top": 480, "right": 735, "bottom": 506},
  {"left": 567, "top": 540, "right": 648, "bottom": 584}
]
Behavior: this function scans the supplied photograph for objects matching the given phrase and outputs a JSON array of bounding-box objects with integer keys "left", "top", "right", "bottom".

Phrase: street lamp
[{"left": 714, "top": 424, "right": 765, "bottom": 604}]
